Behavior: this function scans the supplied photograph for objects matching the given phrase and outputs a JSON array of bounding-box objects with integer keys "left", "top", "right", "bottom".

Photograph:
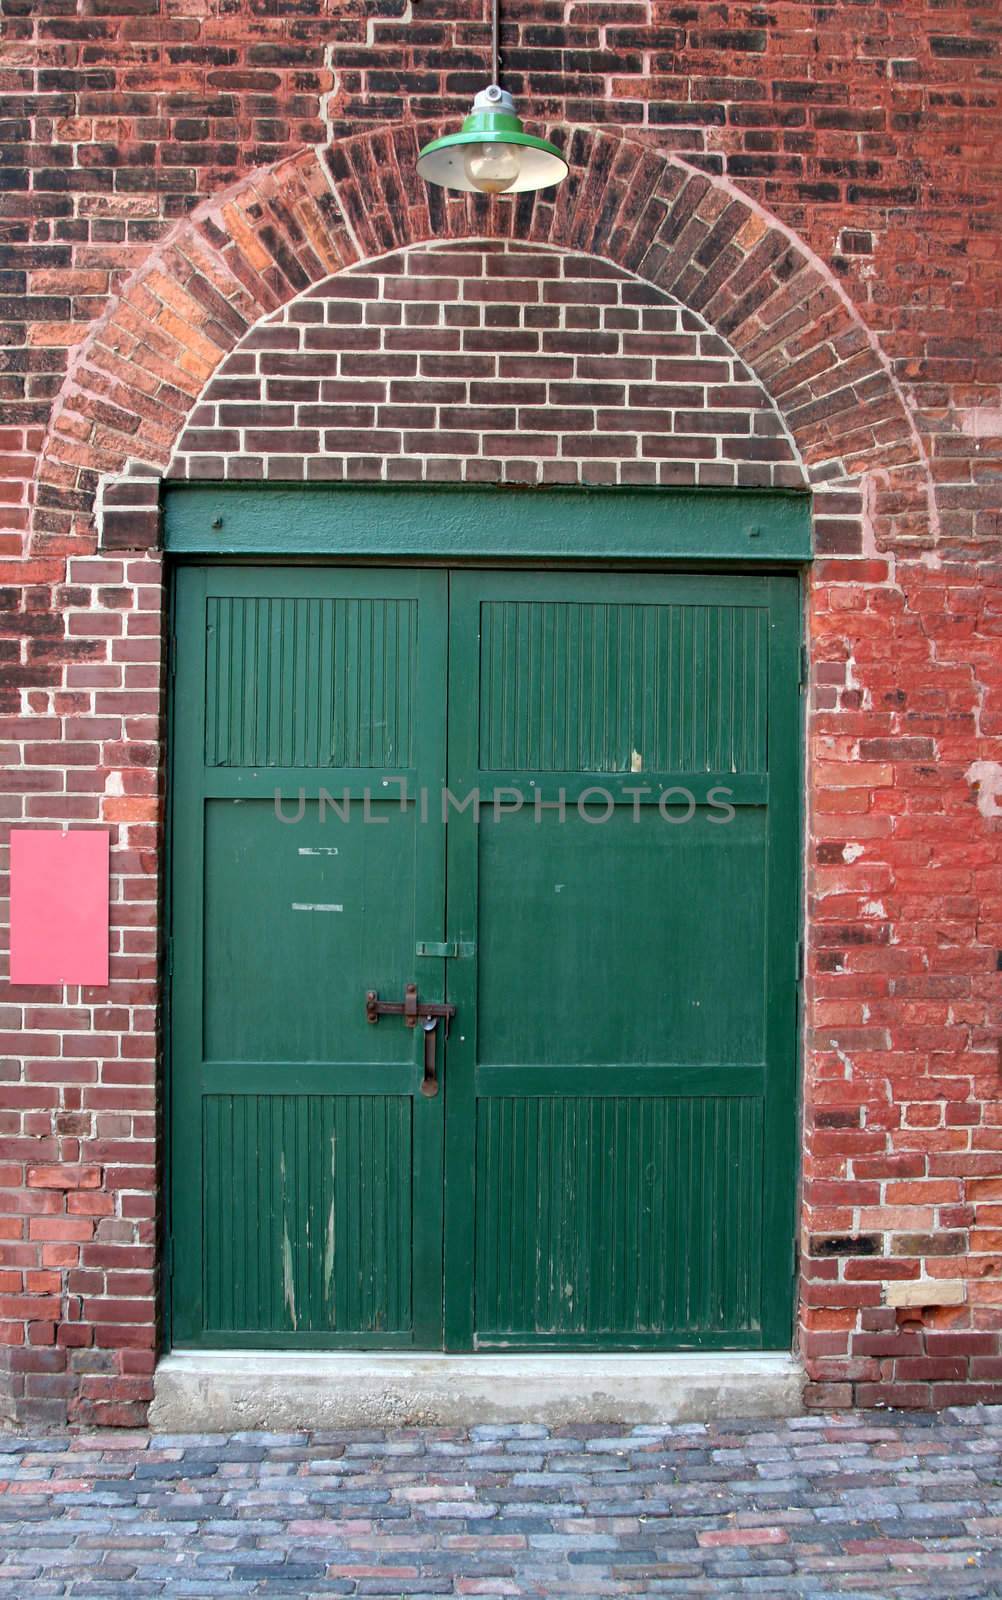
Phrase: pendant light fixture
[{"left": 416, "top": 0, "right": 567, "bottom": 195}]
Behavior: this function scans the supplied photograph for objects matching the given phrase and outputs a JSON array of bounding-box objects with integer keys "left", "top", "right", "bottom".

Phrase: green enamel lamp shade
[{"left": 417, "top": 86, "right": 568, "bottom": 195}]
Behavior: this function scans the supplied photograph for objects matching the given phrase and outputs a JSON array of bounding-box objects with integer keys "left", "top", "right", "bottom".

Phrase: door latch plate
[{"left": 415, "top": 940, "right": 475, "bottom": 958}]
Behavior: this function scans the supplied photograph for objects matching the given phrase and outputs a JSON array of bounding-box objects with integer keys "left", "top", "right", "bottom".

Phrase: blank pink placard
[{"left": 9, "top": 829, "right": 110, "bottom": 986}]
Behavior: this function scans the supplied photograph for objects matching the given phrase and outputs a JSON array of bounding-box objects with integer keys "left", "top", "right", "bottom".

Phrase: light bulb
[{"left": 462, "top": 141, "right": 521, "bottom": 194}]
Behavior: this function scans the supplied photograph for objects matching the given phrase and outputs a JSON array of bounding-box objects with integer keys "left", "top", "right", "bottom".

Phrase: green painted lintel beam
[{"left": 163, "top": 484, "right": 812, "bottom": 563}]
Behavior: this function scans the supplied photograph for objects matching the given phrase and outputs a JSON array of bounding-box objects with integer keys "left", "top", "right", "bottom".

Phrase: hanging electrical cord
[
  {"left": 491, "top": 0, "right": 499, "bottom": 88},
  {"left": 416, "top": 0, "right": 567, "bottom": 194}
]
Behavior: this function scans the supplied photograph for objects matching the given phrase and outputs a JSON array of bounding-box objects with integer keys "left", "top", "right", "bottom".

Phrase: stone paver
[{"left": 0, "top": 1409, "right": 1000, "bottom": 1596}]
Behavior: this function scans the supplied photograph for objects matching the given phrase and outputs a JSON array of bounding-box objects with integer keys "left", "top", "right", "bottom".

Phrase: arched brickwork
[
  {"left": 168, "top": 240, "right": 806, "bottom": 492},
  {"left": 9, "top": 125, "right": 1001, "bottom": 1431},
  {"left": 29, "top": 126, "right": 934, "bottom": 558}
]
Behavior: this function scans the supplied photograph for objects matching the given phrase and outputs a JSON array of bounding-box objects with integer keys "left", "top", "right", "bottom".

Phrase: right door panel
[{"left": 444, "top": 570, "right": 801, "bottom": 1351}]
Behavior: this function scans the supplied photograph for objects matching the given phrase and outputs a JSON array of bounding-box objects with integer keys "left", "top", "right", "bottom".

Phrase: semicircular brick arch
[
  {"left": 168, "top": 239, "right": 807, "bottom": 494},
  {"left": 30, "top": 126, "right": 933, "bottom": 555}
]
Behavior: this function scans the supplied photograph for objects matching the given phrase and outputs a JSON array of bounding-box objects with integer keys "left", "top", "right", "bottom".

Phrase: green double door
[{"left": 170, "top": 564, "right": 800, "bottom": 1351}]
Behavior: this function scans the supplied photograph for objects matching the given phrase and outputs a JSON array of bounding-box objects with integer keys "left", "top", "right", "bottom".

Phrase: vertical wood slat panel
[
  {"left": 479, "top": 601, "right": 768, "bottom": 773},
  {"left": 474, "top": 1095, "right": 763, "bottom": 1338},
  {"left": 203, "top": 1095, "right": 413, "bottom": 1334},
  {"left": 203, "top": 596, "right": 416, "bottom": 768}
]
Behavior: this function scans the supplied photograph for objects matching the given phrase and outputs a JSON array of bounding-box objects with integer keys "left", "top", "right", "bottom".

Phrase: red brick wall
[
  {"left": 0, "top": 547, "right": 162, "bottom": 1427},
  {"left": 1, "top": 0, "right": 1000, "bottom": 1424}
]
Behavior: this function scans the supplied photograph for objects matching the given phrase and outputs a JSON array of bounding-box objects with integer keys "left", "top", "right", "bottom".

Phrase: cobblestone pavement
[{"left": 1, "top": 1410, "right": 1001, "bottom": 1597}]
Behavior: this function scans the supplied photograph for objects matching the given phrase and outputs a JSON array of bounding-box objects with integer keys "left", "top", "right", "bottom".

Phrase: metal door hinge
[
  {"left": 792, "top": 1236, "right": 800, "bottom": 1277},
  {"left": 415, "top": 940, "right": 475, "bottom": 959},
  {"left": 163, "top": 1233, "right": 174, "bottom": 1280},
  {"left": 799, "top": 644, "right": 809, "bottom": 688},
  {"left": 169, "top": 636, "right": 178, "bottom": 680},
  {"left": 796, "top": 939, "right": 804, "bottom": 982}
]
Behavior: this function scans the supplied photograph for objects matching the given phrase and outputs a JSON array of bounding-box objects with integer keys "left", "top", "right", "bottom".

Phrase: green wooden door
[
  {"left": 170, "top": 563, "right": 799, "bottom": 1350},
  {"left": 443, "top": 571, "right": 800, "bottom": 1351},
  {"left": 170, "top": 566, "right": 448, "bottom": 1347}
]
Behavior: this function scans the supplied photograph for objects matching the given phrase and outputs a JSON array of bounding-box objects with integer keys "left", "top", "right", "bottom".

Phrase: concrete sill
[{"left": 150, "top": 1350, "right": 804, "bottom": 1431}]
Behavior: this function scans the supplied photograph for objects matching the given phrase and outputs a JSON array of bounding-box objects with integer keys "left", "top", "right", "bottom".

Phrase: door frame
[{"left": 162, "top": 485, "right": 810, "bottom": 1354}]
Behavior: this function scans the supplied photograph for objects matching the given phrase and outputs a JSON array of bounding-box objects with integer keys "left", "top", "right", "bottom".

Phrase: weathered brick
[{"left": 26, "top": 1166, "right": 102, "bottom": 1191}]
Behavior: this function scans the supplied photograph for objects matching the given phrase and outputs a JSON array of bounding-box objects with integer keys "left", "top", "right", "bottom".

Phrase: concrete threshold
[{"left": 150, "top": 1350, "right": 804, "bottom": 1431}]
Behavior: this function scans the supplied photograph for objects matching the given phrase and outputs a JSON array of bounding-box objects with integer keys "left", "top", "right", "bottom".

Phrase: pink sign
[{"left": 9, "top": 829, "right": 110, "bottom": 986}]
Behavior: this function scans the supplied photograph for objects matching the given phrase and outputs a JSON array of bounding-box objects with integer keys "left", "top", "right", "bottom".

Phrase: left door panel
[{"left": 169, "top": 566, "right": 448, "bottom": 1348}]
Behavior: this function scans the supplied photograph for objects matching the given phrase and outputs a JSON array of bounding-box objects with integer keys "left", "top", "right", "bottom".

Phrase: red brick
[
  {"left": 26, "top": 1166, "right": 101, "bottom": 1192},
  {"left": 698, "top": 1528, "right": 788, "bottom": 1548}
]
